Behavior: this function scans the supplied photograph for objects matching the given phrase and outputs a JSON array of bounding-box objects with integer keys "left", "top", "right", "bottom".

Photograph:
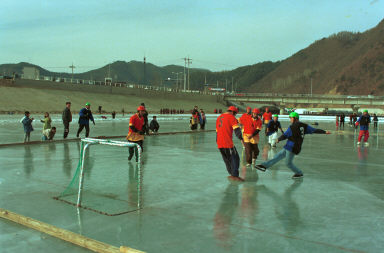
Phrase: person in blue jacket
[
  {"left": 255, "top": 112, "right": 331, "bottom": 179},
  {"left": 21, "top": 111, "right": 34, "bottom": 142},
  {"left": 76, "top": 102, "right": 95, "bottom": 138}
]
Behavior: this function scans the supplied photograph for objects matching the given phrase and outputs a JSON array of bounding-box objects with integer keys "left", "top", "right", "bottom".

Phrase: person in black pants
[
  {"left": 77, "top": 103, "right": 95, "bottom": 138},
  {"left": 62, "top": 102, "right": 72, "bottom": 138},
  {"left": 340, "top": 113, "right": 345, "bottom": 129},
  {"left": 141, "top": 103, "right": 149, "bottom": 135},
  {"left": 373, "top": 114, "right": 378, "bottom": 129}
]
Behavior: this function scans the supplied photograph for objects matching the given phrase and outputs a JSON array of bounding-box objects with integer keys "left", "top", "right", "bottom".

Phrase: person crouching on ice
[
  {"left": 216, "top": 106, "right": 244, "bottom": 182},
  {"left": 266, "top": 114, "right": 284, "bottom": 148},
  {"left": 255, "top": 112, "right": 330, "bottom": 179},
  {"left": 355, "top": 110, "right": 371, "bottom": 147},
  {"left": 127, "top": 106, "right": 146, "bottom": 162}
]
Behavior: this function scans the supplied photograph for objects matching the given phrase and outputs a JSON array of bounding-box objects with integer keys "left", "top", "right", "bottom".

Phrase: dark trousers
[
  {"left": 63, "top": 121, "right": 70, "bottom": 138},
  {"left": 374, "top": 122, "right": 378, "bottom": 128},
  {"left": 77, "top": 124, "right": 90, "bottom": 137},
  {"left": 200, "top": 123, "right": 205, "bottom": 130},
  {"left": 191, "top": 124, "right": 198, "bottom": 130},
  {"left": 128, "top": 140, "right": 143, "bottom": 161},
  {"left": 340, "top": 121, "right": 344, "bottom": 128},
  {"left": 244, "top": 142, "right": 259, "bottom": 164},
  {"left": 219, "top": 147, "right": 240, "bottom": 177}
]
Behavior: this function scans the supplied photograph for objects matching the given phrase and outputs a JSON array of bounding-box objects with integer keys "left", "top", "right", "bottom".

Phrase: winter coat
[{"left": 21, "top": 116, "right": 34, "bottom": 133}]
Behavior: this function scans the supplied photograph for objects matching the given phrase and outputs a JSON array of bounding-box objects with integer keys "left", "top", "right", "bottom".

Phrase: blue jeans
[{"left": 261, "top": 149, "right": 303, "bottom": 175}]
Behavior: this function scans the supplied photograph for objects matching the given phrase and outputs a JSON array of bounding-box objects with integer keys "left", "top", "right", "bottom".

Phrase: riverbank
[{"left": 0, "top": 86, "right": 225, "bottom": 114}]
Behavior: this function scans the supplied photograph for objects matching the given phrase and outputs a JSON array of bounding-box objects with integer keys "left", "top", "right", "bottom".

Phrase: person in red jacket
[
  {"left": 126, "top": 105, "right": 146, "bottom": 162},
  {"left": 262, "top": 107, "right": 272, "bottom": 134},
  {"left": 242, "top": 108, "right": 263, "bottom": 166},
  {"left": 216, "top": 106, "right": 244, "bottom": 182}
]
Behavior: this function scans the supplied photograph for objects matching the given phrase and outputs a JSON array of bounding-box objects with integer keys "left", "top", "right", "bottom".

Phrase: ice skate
[
  {"left": 364, "top": 142, "right": 369, "bottom": 147},
  {"left": 292, "top": 173, "right": 304, "bottom": 179}
]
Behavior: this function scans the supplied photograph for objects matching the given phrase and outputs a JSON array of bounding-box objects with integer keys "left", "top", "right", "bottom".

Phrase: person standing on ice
[
  {"left": 238, "top": 106, "right": 252, "bottom": 148},
  {"left": 127, "top": 105, "right": 146, "bottom": 162},
  {"left": 62, "top": 102, "right": 72, "bottom": 139},
  {"left": 76, "top": 102, "right": 95, "bottom": 138},
  {"left": 262, "top": 107, "right": 272, "bottom": 134},
  {"left": 21, "top": 111, "right": 34, "bottom": 142},
  {"left": 266, "top": 114, "right": 284, "bottom": 148},
  {"left": 242, "top": 108, "right": 263, "bottom": 166},
  {"left": 216, "top": 106, "right": 244, "bottom": 182},
  {"left": 355, "top": 110, "right": 371, "bottom": 146},
  {"left": 255, "top": 112, "right": 330, "bottom": 179}
]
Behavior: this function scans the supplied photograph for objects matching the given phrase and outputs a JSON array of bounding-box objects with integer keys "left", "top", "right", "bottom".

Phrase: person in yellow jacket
[
  {"left": 127, "top": 105, "right": 146, "bottom": 162},
  {"left": 242, "top": 108, "right": 263, "bottom": 166}
]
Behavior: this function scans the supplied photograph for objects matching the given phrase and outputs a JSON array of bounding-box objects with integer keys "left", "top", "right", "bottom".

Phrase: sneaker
[
  {"left": 292, "top": 174, "right": 303, "bottom": 179},
  {"left": 364, "top": 142, "right": 369, "bottom": 147},
  {"left": 254, "top": 164, "right": 267, "bottom": 172},
  {"left": 356, "top": 142, "right": 361, "bottom": 145}
]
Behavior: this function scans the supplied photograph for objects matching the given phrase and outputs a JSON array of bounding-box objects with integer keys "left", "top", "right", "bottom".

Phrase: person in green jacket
[{"left": 40, "top": 112, "right": 52, "bottom": 131}]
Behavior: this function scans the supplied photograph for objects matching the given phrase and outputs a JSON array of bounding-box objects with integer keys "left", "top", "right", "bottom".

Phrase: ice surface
[{"left": 1, "top": 119, "right": 384, "bottom": 253}]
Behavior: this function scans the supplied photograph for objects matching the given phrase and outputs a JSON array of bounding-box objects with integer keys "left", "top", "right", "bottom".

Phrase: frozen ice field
[{"left": 1, "top": 117, "right": 384, "bottom": 253}]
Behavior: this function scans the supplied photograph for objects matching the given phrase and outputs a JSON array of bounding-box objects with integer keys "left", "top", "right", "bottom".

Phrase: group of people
[
  {"left": 160, "top": 108, "right": 185, "bottom": 114},
  {"left": 21, "top": 101, "right": 161, "bottom": 143},
  {"left": 190, "top": 106, "right": 206, "bottom": 130},
  {"left": 21, "top": 111, "right": 57, "bottom": 142},
  {"left": 216, "top": 106, "right": 331, "bottom": 182}
]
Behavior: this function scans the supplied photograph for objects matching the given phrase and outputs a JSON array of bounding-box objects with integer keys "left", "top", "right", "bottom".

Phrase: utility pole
[
  {"left": 225, "top": 79, "right": 228, "bottom": 93},
  {"left": 143, "top": 56, "right": 146, "bottom": 85},
  {"left": 231, "top": 77, "right": 234, "bottom": 93},
  {"left": 310, "top": 78, "right": 313, "bottom": 97},
  {"left": 183, "top": 59, "right": 186, "bottom": 91},
  {"left": 69, "top": 63, "right": 75, "bottom": 81},
  {"left": 183, "top": 57, "right": 192, "bottom": 90}
]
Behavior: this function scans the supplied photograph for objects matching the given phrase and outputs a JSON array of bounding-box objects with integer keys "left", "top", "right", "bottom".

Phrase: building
[{"left": 23, "top": 67, "right": 40, "bottom": 80}]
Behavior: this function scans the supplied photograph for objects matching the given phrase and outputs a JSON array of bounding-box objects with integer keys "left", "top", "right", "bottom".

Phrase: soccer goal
[{"left": 56, "top": 138, "right": 142, "bottom": 213}]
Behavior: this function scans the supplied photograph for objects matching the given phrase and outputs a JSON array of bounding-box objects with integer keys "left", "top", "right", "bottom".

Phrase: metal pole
[
  {"left": 311, "top": 78, "right": 313, "bottom": 97},
  {"left": 183, "top": 58, "right": 186, "bottom": 91},
  {"left": 77, "top": 142, "right": 90, "bottom": 207}
]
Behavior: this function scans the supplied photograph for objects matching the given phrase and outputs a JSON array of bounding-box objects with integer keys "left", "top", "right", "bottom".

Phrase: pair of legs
[
  {"left": 244, "top": 142, "right": 259, "bottom": 164},
  {"left": 200, "top": 123, "right": 205, "bottom": 130},
  {"left": 24, "top": 132, "right": 31, "bottom": 142},
  {"left": 128, "top": 140, "right": 143, "bottom": 162},
  {"left": 219, "top": 147, "right": 240, "bottom": 177},
  {"left": 77, "top": 124, "right": 90, "bottom": 137},
  {"left": 191, "top": 124, "right": 198, "bottom": 130},
  {"left": 261, "top": 149, "right": 303, "bottom": 175},
  {"left": 358, "top": 130, "right": 369, "bottom": 142},
  {"left": 63, "top": 122, "right": 70, "bottom": 139},
  {"left": 268, "top": 132, "right": 278, "bottom": 147}
]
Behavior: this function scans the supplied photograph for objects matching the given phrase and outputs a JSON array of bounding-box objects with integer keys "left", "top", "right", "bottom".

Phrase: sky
[{"left": 1, "top": 0, "right": 383, "bottom": 73}]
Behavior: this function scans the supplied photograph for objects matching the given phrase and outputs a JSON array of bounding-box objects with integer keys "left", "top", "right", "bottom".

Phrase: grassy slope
[{"left": 0, "top": 86, "right": 225, "bottom": 114}]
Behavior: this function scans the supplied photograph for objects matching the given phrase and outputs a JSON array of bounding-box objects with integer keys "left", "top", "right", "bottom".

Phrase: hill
[
  {"left": 0, "top": 60, "right": 279, "bottom": 92},
  {"left": 247, "top": 19, "right": 384, "bottom": 95}
]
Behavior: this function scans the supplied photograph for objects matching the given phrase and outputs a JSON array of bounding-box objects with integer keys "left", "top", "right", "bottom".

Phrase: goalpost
[{"left": 76, "top": 138, "right": 142, "bottom": 208}]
